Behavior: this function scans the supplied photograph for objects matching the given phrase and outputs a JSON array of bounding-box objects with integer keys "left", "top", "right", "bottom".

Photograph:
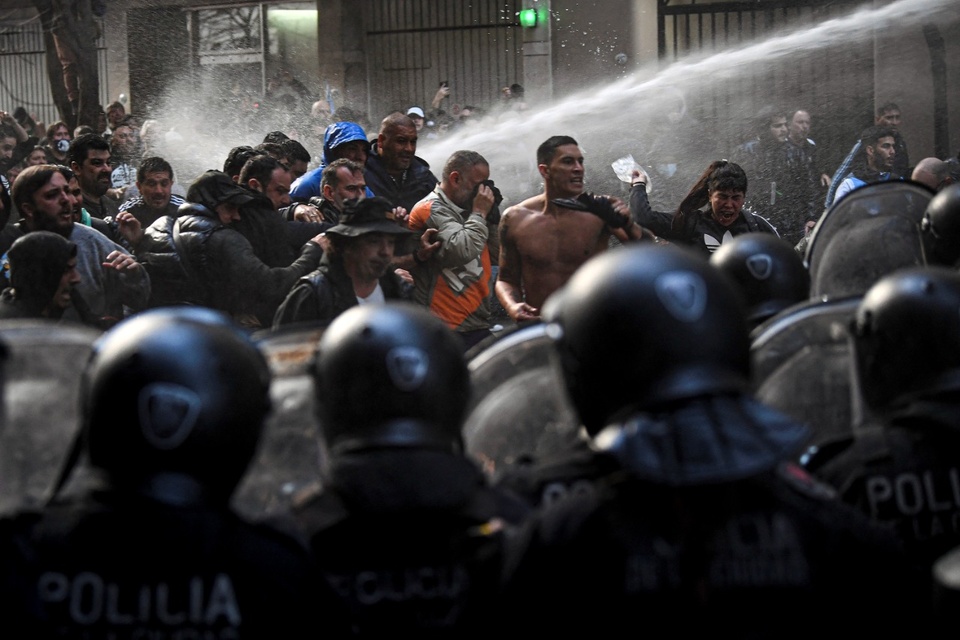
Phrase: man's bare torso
[{"left": 500, "top": 193, "right": 609, "bottom": 310}]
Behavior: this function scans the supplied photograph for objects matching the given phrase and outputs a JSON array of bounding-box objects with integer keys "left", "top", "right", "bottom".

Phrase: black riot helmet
[
  {"left": 852, "top": 266, "right": 960, "bottom": 412},
  {"left": 710, "top": 232, "right": 810, "bottom": 326},
  {"left": 312, "top": 302, "right": 470, "bottom": 455},
  {"left": 81, "top": 307, "right": 272, "bottom": 505},
  {"left": 543, "top": 244, "right": 751, "bottom": 435},
  {"left": 921, "top": 184, "right": 960, "bottom": 267}
]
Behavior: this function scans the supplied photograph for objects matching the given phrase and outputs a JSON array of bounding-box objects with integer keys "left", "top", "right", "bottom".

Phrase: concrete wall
[
  {"left": 318, "top": 0, "right": 367, "bottom": 110},
  {"left": 102, "top": 3, "right": 130, "bottom": 110},
  {"left": 549, "top": 0, "right": 635, "bottom": 98},
  {"left": 874, "top": 2, "right": 960, "bottom": 162}
]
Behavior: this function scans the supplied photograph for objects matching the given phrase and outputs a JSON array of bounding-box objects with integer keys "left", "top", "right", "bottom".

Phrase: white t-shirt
[{"left": 356, "top": 283, "right": 385, "bottom": 305}]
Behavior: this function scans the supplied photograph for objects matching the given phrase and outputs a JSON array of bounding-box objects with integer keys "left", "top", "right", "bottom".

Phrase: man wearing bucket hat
[{"left": 272, "top": 196, "right": 417, "bottom": 328}]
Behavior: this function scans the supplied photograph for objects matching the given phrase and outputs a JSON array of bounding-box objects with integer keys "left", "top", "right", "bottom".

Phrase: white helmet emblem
[
  {"left": 139, "top": 383, "right": 201, "bottom": 450},
  {"left": 746, "top": 254, "right": 773, "bottom": 280},
  {"left": 386, "top": 346, "right": 429, "bottom": 391},
  {"left": 655, "top": 271, "right": 707, "bottom": 322}
]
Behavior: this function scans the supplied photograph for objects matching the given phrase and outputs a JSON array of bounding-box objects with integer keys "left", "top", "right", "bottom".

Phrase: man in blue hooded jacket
[{"left": 289, "top": 121, "right": 372, "bottom": 203}]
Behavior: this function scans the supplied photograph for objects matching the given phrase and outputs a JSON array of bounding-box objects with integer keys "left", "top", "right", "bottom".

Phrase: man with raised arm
[{"left": 495, "top": 135, "right": 653, "bottom": 322}]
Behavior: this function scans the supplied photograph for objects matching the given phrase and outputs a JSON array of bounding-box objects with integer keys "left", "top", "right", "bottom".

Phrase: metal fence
[
  {"left": 364, "top": 0, "right": 523, "bottom": 120},
  {"left": 658, "top": 0, "right": 874, "bottom": 167},
  {"left": 0, "top": 14, "right": 109, "bottom": 130}
]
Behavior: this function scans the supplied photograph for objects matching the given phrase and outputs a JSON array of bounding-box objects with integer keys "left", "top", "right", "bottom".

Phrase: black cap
[{"left": 186, "top": 170, "right": 256, "bottom": 211}]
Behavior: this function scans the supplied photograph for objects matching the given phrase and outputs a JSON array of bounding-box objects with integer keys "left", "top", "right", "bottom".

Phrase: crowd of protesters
[{"left": 0, "top": 75, "right": 959, "bottom": 637}]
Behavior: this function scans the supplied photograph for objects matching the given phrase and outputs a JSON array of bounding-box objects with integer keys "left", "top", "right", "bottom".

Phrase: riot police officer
[
  {"left": 500, "top": 244, "right": 926, "bottom": 636},
  {"left": 812, "top": 267, "right": 960, "bottom": 569},
  {"left": 292, "top": 302, "right": 527, "bottom": 636},
  {"left": 920, "top": 183, "right": 960, "bottom": 267},
  {"left": 709, "top": 232, "right": 810, "bottom": 329},
  {"left": 0, "top": 307, "right": 344, "bottom": 638}
]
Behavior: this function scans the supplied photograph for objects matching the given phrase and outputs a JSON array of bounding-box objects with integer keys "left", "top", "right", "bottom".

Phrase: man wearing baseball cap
[
  {"left": 406, "top": 106, "right": 426, "bottom": 131},
  {"left": 273, "top": 196, "right": 417, "bottom": 328}
]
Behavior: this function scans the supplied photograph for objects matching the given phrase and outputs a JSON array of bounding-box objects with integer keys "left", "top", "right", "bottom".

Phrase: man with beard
[
  {"left": 0, "top": 231, "right": 85, "bottom": 321},
  {"left": 235, "top": 154, "right": 322, "bottom": 271},
  {"left": 272, "top": 197, "right": 415, "bottom": 328},
  {"left": 826, "top": 102, "right": 911, "bottom": 208},
  {"left": 302, "top": 158, "right": 368, "bottom": 227},
  {"left": 5, "top": 165, "right": 149, "bottom": 328},
  {"left": 69, "top": 133, "right": 120, "bottom": 220},
  {"left": 496, "top": 135, "right": 648, "bottom": 323},
  {"left": 408, "top": 150, "right": 497, "bottom": 349},
  {"left": 115, "top": 156, "right": 184, "bottom": 228},
  {"left": 60, "top": 165, "right": 140, "bottom": 251},
  {"left": 240, "top": 153, "right": 292, "bottom": 211},
  {"left": 364, "top": 113, "right": 438, "bottom": 212},
  {"left": 833, "top": 125, "right": 899, "bottom": 203}
]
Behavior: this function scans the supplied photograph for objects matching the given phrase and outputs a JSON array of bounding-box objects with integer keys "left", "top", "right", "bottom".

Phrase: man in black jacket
[
  {"left": 136, "top": 170, "right": 323, "bottom": 326},
  {"left": 272, "top": 197, "right": 414, "bottom": 329},
  {"left": 292, "top": 303, "right": 528, "bottom": 635},
  {"left": 237, "top": 153, "right": 327, "bottom": 267},
  {"left": 364, "top": 112, "right": 438, "bottom": 212}
]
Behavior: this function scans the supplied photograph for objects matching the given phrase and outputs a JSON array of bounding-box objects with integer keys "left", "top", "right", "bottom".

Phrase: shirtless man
[{"left": 495, "top": 135, "right": 650, "bottom": 321}]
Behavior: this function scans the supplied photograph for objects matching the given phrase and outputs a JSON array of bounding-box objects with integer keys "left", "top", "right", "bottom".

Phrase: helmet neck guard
[
  {"left": 328, "top": 419, "right": 463, "bottom": 457},
  {"left": 594, "top": 394, "right": 809, "bottom": 485}
]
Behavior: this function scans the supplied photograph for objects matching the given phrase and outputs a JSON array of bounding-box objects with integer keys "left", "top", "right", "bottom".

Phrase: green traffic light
[{"left": 518, "top": 8, "right": 538, "bottom": 28}]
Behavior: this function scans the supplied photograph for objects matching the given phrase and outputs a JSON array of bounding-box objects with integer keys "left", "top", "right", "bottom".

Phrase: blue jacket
[{"left": 290, "top": 121, "right": 373, "bottom": 202}]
